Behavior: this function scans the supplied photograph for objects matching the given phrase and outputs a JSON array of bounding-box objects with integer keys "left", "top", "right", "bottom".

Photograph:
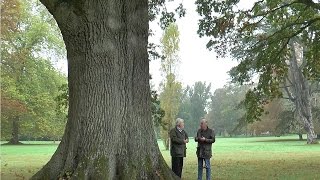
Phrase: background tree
[
  {"left": 178, "top": 82, "right": 212, "bottom": 135},
  {"left": 159, "top": 23, "right": 182, "bottom": 150},
  {"left": 196, "top": 0, "right": 320, "bottom": 143},
  {"left": 1, "top": 0, "right": 67, "bottom": 144},
  {"left": 281, "top": 41, "right": 318, "bottom": 143},
  {"left": 177, "top": 87, "right": 192, "bottom": 133},
  {"left": 208, "top": 84, "right": 248, "bottom": 136},
  {"left": 275, "top": 109, "right": 305, "bottom": 140},
  {"left": 1, "top": 0, "right": 25, "bottom": 144},
  {"left": 248, "top": 99, "right": 284, "bottom": 136},
  {"left": 159, "top": 74, "right": 182, "bottom": 149}
]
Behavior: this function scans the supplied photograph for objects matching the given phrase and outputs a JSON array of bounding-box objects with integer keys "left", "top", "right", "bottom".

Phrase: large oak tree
[{"left": 32, "top": 0, "right": 178, "bottom": 179}]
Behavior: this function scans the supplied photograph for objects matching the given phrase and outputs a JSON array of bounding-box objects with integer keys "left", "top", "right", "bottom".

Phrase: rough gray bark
[
  {"left": 32, "top": 0, "right": 178, "bottom": 179},
  {"left": 284, "top": 40, "right": 318, "bottom": 144}
]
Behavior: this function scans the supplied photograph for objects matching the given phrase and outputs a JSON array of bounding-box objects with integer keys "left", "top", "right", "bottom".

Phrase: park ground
[{"left": 1, "top": 135, "right": 320, "bottom": 180}]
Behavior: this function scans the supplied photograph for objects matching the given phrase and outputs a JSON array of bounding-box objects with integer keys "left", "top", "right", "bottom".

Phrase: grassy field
[{"left": 1, "top": 135, "right": 320, "bottom": 180}]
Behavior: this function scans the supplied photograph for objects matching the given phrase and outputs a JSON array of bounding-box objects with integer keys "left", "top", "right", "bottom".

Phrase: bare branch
[
  {"left": 249, "top": 0, "right": 265, "bottom": 13},
  {"left": 283, "top": 78, "right": 296, "bottom": 102},
  {"left": 286, "top": 76, "right": 294, "bottom": 86},
  {"left": 282, "top": 97, "right": 295, "bottom": 100},
  {"left": 279, "top": 85, "right": 293, "bottom": 89},
  {"left": 266, "top": 17, "right": 320, "bottom": 44},
  {"left": 252, "top": 0, "right": 320, "bottom": 19},
  {"left": 248, "top": 17, "right": 320, "bottom": 63},
  {"left": 285, "top": 18, "right": 320, "bottom": 38},
  {"left": 252, "top": 1, "right": 301, "bottom": 18}
]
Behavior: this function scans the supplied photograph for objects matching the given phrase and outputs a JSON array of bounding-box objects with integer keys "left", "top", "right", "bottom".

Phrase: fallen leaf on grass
[{"left": 15, "top": 172, "right": 26, "bottom": 179}]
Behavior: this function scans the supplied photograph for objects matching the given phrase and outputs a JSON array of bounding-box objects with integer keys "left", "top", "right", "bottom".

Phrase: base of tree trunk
[
  {"left": 3, "top": 140, "right": 24, "bottom": 145},
  {"left": 306, "top": 128, "right": 318, "bottom": 144},
  {"left": 31, "top": 150, "right": 178, "bottom": 180},
  {"left": 306, "top": 134, "right": 319, "bottom": 144},
  {"left": 308, "top": 140, "right": 319, "bottom": 144}
]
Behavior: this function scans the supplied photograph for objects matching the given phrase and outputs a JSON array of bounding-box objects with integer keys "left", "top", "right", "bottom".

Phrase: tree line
[{"left": 157, "top": 80, "right": 320, "bottom": 144}]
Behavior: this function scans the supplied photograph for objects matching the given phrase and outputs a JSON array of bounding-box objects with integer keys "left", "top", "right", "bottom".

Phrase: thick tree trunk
[
  {"left": 288, "top": 41, "right": 318, "bottom": 144},
  {"left": 304, "top": 121, "right": 317, "bottom": 144},
  {"left": 32, "top": 0, "right": 177, "bottom": 179},
  {"left": 8, "top": 116, "right": 22, "bottom": 145}
]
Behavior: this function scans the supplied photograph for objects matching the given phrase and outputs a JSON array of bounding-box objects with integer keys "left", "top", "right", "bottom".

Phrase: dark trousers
[{"left": 172, "top": 157, "right": 184, "bottom": 178}]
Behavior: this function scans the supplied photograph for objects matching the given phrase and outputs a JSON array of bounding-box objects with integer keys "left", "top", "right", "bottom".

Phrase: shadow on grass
[
  {"left": 2, "top": 141, "right": 24, "bottom": 145},
  {"left": 252, "top": 139, "right": 306, "bottom": 143},
  {"left": 253, "top": 138, "right": 320, "bottom": 144}
]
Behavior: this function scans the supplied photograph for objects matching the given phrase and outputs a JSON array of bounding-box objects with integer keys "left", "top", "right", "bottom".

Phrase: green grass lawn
[{"left": 1, "top": 136, "right": 320, "bottom": 180}]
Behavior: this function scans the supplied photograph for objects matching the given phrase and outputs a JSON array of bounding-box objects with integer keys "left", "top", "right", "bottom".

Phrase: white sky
[{"left": 149, "top": 0, "right": 238, "bottom": 91}]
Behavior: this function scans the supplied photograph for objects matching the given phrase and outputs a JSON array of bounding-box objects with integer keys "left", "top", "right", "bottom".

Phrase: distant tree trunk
[
  {"left": 287, "top": 41, "right": 318, "bottom": 144},
  {"left": 8, "top": 116, "right": 22, "bottom": 144},
  {"left": 32, "top": 0, "right": 177, "bottom": 179}
]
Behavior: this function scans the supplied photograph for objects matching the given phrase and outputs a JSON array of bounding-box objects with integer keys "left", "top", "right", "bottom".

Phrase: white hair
[
  {"left": 200, "top": 118, "right": 208, "bottom": 124},
  {"left": 176, "top": 118, "right": 184, "bottom": 126}
]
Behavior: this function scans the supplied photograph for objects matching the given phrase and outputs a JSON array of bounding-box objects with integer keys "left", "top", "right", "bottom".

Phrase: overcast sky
[{"left": 149, "top": 0, "right": 238, "bottom": 92}]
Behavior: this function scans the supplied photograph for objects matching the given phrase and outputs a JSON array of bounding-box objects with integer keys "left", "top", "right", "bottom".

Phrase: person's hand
[
  {"left": 184, "top": 139, "right": 189, "bottom": 143},
  {"left": 200, "top": 137, "right": 206, "bottom": 142}
]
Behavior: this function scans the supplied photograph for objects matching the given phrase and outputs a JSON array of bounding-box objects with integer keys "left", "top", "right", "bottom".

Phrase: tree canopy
[{"left": 196, "top": 0, "right": 320, "bottom": 122}]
